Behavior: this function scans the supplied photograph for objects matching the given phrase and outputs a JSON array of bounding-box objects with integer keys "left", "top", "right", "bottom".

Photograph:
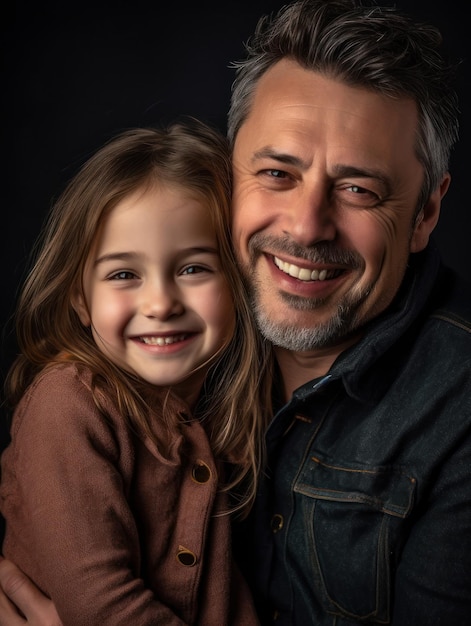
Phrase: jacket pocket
[{"left": 290, "top": 455, "right": 416, "bottom": 623}]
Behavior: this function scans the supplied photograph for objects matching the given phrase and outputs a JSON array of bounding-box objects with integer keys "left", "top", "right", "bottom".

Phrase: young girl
[{"left": 0, "top": 118, "right": 271, "bottom": 625}]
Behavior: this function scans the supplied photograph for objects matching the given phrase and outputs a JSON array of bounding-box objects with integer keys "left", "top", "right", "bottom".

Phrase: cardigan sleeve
[{"left": 0, "top": 365, "right": 190, "bottom": 626}]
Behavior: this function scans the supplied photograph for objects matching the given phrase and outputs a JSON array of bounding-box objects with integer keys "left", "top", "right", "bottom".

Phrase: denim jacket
[{"left": 235, "top": 244, "right": 471, "bottom": 625}]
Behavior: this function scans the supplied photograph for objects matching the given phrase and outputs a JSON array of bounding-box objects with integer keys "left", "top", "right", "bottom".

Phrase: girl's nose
[{"left": 140, "top": 282, "right": 184, "bottom": 320}]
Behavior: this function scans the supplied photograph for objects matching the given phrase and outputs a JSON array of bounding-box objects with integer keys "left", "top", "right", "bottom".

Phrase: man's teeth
[
  {"left": 274, "top": 256, "right": 329, "bottom": 281},
  {"left": 140, "top": 334, "right": 186, "bottom": 346}
]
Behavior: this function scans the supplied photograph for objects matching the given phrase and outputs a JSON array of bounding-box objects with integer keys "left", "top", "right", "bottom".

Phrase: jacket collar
[{"left": 285, "top": 245, "right": 442, "bottom": 409}]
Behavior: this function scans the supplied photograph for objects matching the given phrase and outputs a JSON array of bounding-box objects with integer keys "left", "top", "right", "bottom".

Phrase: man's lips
[{"left": 273, "top": 255, "right": 344, "bottom": 282}]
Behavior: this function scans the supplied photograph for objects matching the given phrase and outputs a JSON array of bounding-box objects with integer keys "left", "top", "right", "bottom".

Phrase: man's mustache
[{"left": 247, "top": 234, "right": 364, "bottom": 269}]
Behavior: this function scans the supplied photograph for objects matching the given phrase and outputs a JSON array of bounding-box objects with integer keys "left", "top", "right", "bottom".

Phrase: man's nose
[{"left": 282, "top": 186, "right": 337, "bottom": 246}]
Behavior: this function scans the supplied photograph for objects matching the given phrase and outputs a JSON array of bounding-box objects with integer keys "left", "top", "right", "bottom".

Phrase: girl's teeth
[{"left": 141, "top": 334, "right": 186, "bottom": 345}]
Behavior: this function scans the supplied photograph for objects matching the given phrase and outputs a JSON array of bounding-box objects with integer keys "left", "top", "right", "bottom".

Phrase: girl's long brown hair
[{"left": 5, "top": 117, "right": 273, "bottom": 518}]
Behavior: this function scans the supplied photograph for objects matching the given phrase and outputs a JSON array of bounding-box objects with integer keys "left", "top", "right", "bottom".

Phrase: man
[{"left": 1, "top": 1, "right": 470, "bottom": 624}]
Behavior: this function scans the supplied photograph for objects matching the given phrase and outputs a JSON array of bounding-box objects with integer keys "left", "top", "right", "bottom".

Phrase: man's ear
[
  {"left": 410, "top": 174, "right": 450, "bottom": 253},
  {"left": 71, "top": 291, "right": 91, "bottom": 327}
]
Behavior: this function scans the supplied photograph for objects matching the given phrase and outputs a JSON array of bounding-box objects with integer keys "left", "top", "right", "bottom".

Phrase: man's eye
[
  {"left": 267, "top": 169, "right": 286, "bottom": 178},
  {"left": 339, "top": 183, "right": 381, "bottom": 208},
  {"left": 348, "top": 184, "right": 367, "bottom": 194}
]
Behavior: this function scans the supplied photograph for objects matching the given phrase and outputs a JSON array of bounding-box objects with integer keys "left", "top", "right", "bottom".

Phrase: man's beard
[
  {"left": 250, "top": 287, "right": 370, "bottom": 351},
  {"left": 242, "top": 235, "right": 371, "bottom": 351}
]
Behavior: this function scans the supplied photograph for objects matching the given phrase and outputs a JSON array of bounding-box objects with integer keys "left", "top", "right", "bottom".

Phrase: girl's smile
[{"left": 73, "top": 183, "right": 235, "bottom": 404}]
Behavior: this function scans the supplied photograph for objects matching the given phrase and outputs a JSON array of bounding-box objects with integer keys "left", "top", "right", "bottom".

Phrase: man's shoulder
[{"left": 429, "top": 266, "right": 471, "bottom": 334}]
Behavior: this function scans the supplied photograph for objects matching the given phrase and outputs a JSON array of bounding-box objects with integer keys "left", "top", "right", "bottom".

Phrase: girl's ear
[
  {"left": 71, "top": 291, "right": 91, "bottom": 327},
  {"left": 410, "top": 174, "right": 450, "bottom": 253}
]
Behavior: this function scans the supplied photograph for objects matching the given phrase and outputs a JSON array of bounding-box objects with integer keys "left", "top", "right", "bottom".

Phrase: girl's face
[{"left": 74, "top": 184, "right": 235, "bottom": 407}]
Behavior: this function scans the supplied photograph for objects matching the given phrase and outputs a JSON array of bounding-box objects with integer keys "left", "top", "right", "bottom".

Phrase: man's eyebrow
[
  {"left": 252, "top": 147, "right": 311, "bottom": 170},
  {"left": 252, "top": 150, "right": 390, "bottom": 182},
  {"left": 332, "top": 164, "right": 388, "bottom": 181},
  {"left": 332, "top": 164, "right": 392, "bottom": 192}
]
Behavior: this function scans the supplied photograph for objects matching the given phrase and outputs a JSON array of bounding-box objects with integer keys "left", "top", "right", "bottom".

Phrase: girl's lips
[
  {"left": 138, "top": 333, "right": 188, "bottom": 346},
  {"left": 131, "top": 333, "right": 198, "bottom": 353}
]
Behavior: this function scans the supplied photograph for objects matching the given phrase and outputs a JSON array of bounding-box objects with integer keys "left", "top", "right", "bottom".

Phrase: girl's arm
[{"left": 0, "top": 366, "right": 189, "bottom": 626}]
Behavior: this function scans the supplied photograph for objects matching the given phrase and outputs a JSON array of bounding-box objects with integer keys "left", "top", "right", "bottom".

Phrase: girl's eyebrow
[
  {"left": 94, "top": 247, "right": 220, "bottom": 267},
  {"left": 93, "top": 252, "right": 138, "bottom": 267}
]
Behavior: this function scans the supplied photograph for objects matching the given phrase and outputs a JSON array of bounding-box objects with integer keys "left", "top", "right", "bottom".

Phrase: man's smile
[{"left": 273, "top": 255, "right": 344, "bottom": 282}]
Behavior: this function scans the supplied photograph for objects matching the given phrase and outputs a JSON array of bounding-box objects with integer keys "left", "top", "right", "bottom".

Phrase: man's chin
[{"left": 253, "top": 310, "right": 348, "bottom": 351}]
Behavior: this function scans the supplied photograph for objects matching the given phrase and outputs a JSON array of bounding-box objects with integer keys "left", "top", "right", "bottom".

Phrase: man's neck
[{"left": 275, "top": 336, "right": 359, "bottom": 402}]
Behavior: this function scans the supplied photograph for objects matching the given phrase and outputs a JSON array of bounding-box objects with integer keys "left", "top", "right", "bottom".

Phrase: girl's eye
[
  {"left": 109, "top": 271, "right": 136, "bottom": 280},
  {"left": 182, "top": 265, "right": 206, "bottom": 275}
]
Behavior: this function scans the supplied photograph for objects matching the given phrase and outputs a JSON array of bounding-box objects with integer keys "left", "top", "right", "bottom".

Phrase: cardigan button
[
  {"left": 176, "top": 546, "right": 197, "bottom": 566},
  {"left": 271, "top": 513, "right": 284, "bottom": 533},
  {"left": 191, "top": 460, "right": 212, "bottom": 483}
]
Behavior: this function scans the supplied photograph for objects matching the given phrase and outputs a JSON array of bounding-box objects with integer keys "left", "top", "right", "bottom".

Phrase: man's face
[{"left": 232, "top": 59, "right": 444, "bottom": 352}]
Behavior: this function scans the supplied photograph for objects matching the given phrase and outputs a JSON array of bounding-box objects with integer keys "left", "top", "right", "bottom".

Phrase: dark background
[{"left": 1, "top": 0, "right": 469, "bottom": 452}]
